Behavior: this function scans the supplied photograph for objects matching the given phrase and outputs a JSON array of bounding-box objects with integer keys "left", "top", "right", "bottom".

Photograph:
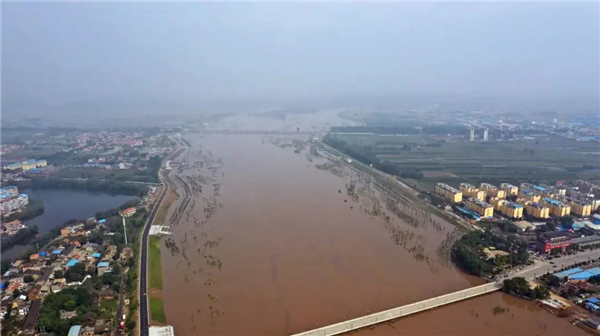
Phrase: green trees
[
  {"left": 17, "top": 177, "right": 148, "bottom": 196},
  {"left": 65, "top": 263, "right": 87, "bottom": 282},
  {"left": 38, "top": 287, "right": 93, "bottom": 335},
  {"left": 560, "top": 215, "right": 574, "bottom": 227},
  {"left": 1, "top": 225, "right": 40, "bottom": 252},
  {"left": 540, "top": 274, "right": 563, "bottom": 287},
  {"left": 502, "top": 277, "right": 550, "bottom": 300},
  {"left": 452, "top": 230, "right": 529, "bottom": 277},
  {"left": 1, "top": 261, "right": 10, "bottom": 274}
]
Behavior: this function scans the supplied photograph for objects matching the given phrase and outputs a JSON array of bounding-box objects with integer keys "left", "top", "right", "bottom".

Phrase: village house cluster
[
  {"left": 64, "top": 131, "right": 171, "bottom": 170},
  {"left": 1, "top": 186, "right": 29, "bottom": 217},
  {"left": 1, "top": 213, "right": 136, "bottom": 335}
]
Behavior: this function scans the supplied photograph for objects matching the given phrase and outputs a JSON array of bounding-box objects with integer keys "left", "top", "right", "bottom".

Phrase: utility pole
[{"left": 122, "top": 216, "right": 128, "bottom": 245}]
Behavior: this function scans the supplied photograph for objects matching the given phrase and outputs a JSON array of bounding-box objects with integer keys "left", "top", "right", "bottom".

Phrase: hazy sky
[{"left": 2, "top": 2, "right": 599, "bottom": 114}]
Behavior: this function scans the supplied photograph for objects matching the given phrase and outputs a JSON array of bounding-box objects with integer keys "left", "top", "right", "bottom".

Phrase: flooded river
[{"left": 160, "top": 132, "right": 583, "bottom": 335}]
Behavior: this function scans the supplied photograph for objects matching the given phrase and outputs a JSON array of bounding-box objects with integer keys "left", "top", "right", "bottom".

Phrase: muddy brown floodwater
[{"left": 161, "top": 134, "right": 583, "bottom": 336}]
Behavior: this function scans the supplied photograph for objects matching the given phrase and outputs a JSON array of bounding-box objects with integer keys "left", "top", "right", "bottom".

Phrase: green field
[
  {"left": 149, "top": 298, "right": 166, "bottom": 323},
  {"left": 148, "top": 236, "right": 163, "bottom": 290},
  {"left": 98, "top": 299, "right": 118, "bottom": 319},
  {"left": 330, "top": 133, "right": 600, "bottom": 190},
  {"left": 2, "top": 145, "right": 66, "bottom": 160}
]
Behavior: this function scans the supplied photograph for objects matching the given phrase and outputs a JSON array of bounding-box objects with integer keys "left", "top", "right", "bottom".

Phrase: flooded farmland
[{"left": 160, "top": 132, "right": 582, "bottom": 335}]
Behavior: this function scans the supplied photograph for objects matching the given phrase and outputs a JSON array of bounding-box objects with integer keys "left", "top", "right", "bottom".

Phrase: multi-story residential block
[
  {"left": 1, "top": 194, "right": 29, "bottom": 214},
  {"left": 465, "top": 197, "right": 494, "bottom": 219},
  {"left": 519, "top": 189, "right": 541, "bottom": 202},
  {"left": 565, "top": 198, "right": 592, "bottom": 217},
  {"left": 435, "top": 183, "right": 462, "bottom": 203},
  {"left": 480, "top": 183, "right": 506, "bottom": 199},
  {"left": 549, "top": 185, "right": 567, "bottom": 196},
  {"left": 543, "top": 197, "right": 571, "bottom": 217},
  {"left": 580, "top": 196, "right": 600, "bottom": 212},
  {"left": 489, "top": 197, "right": 506, "bottom": 211},
  {"left": 520, "top": 183, "right": 555, "bottom": 197},
  {"left": 3, "top": 159, "right": 47, "bottom": 171},
  {"left": 0, "top": 186, "right": 19, "bottom": 199},
  {"left": 500, "top": 183, "right": 519, "bottom": 196},
  {"left": 460, "top": 183, "right": 485, "bottom": 201},
  {"left": 574, "top": 180, "right": 600, "bottom": 197},
  {"left": 501, "top": 201, "right": 524, "bottom": 219},
  {"left": 21, "top": 159, "right": 47, "bottom": 171},
  {"left": 524, "top": 202, "right": 550, "bottom": 219}
]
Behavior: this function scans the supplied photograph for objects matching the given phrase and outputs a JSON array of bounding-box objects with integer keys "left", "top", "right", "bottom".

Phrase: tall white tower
[
  {"left": 469, "top": 127, "right": 475, "bottom": 141},
  {"left": 483, "top": 128, "right": 489, "bottom": 141},
  {"left": 122, "top": 216, "right": 128, "bottom": 245}
]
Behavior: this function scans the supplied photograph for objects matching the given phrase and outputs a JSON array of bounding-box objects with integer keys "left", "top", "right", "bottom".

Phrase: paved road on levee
[{"left": 139, "top": 178, "right": 168, "bottom": 336}]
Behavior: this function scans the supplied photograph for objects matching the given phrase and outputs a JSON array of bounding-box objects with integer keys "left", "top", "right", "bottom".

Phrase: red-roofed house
[{"left": 121, "top": 207, "right": 136, "bottom": 217}]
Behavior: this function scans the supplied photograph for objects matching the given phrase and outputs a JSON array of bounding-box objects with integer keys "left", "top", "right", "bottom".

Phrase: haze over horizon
[{"left": 2, "top": 2, "right": 599, "bottom": 118}]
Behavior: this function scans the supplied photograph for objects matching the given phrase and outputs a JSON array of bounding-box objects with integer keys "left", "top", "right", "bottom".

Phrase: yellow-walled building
[
  {"left": 3, "top": 159, "right": 47, "bottom": 171},
  {"left": 542, "top": 198, "right": 571, "bottom": 217},
  {"left": 460, "top": 183, "right": 485, "bottom": 201},
  {"left": 489, "top": 197, "right": 506, "bottom": 211},
  {"left": 435, "top": 183, "right": 462, "bottom": 203},
  {"left": 465, "top": 197, "right": 494, "bottom": 218},
  {"left": 568, "top": 199, "right": 592, "bottom": 217},
  {"left": 518, "top": 189, "right": 541, "bottom": 203},
  {"left": 525, "top": 202, "right": 550, "bottom": 219},
  {"left": 480, "top": 183, "right": 506, "bottom": 199},
  {"left": 500, "top": 183, "right": 519, "bottom": 196},
  {"left": 501, "top": 202, "right": 524, "bottom": 219}
]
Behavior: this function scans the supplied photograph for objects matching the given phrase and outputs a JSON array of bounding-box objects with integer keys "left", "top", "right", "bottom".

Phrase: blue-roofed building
[
  {"left": 39, "top": 251, "right": 48, "bottom": 257},
  {"left": 456, "top": 206, "right": 481, "bottom": 220},
  {"left": 66, "top": 259, "right": 79, "bottom": 267},
  {"left": 68, "top": 325, "right": 82, "bottom": 336},
  {"left": 98, "top": 219, "right": 106, "bottom": 224},
  {"left": 544, "top": 198, "right": 562, "bottom": 206},
  {"left": 52, "top": 249, "right": 62, "bottom": 255},
  {"left": 92, "top": 253, "right": 101, "bottom": 258},
  {"left": 543, "top": 197, "right": 571, "bottom": 217},
  {"left": 519, "top": 189, "right": 541, "bottom": 202},
  {"left": 587, "top": 267, "right": 600, "bottom": 276},
  {"left": 501, "top": 201, "right": 524, "bottom": 219},
  {"left": 588, "top": 298, "right": 600, "bottom": 304},
  {"left": 586, "top": 302, "right": 600, "bottom": 312},
  {"left": 570, "top": 271, "right": 595, "bottom": 282},
  {"left": 97, "top": 261, "right": 110, "bottom": 275},
  {"left": 554, "top": 267, "right": 583, "bottom": 278}
]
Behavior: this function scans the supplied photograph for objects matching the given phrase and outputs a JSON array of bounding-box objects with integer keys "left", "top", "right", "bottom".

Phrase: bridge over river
[{"left": 291, "top": 282, "right": 503, "bottom": 336}]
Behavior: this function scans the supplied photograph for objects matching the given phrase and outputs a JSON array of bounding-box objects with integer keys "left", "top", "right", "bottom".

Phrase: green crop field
[
  {"left": 148, "top": 236, "right": 163, "bottom": 290},
  {"left": 150, "top": 298, "right": 166, "bottom": 323},
  {"left": 329, "top": 133, "right": 600, "bottom": 190}
]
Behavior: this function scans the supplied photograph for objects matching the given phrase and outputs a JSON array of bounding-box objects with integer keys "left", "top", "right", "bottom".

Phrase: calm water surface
[{"left": 2, "top": 189, "right": 132, "bottom": 260}]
